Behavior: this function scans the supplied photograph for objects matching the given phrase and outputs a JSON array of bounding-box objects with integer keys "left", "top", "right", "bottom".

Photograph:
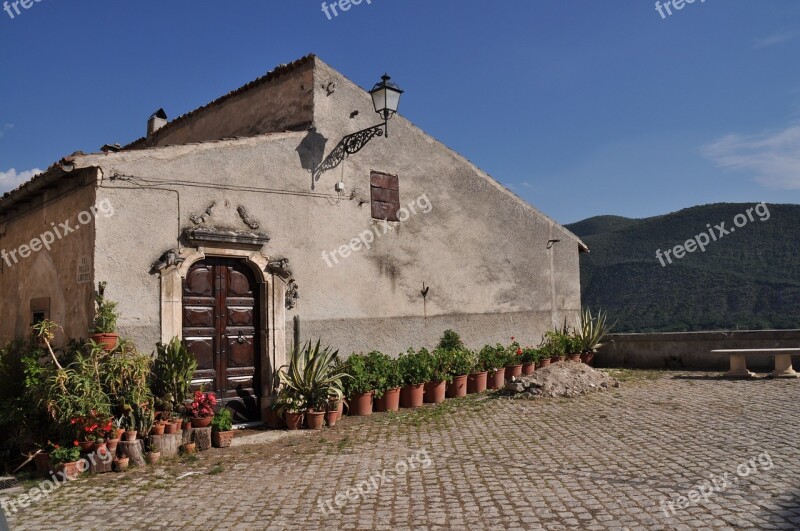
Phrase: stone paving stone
[{"left": 3, "top": 371, "right": 800, "bottom": 530}]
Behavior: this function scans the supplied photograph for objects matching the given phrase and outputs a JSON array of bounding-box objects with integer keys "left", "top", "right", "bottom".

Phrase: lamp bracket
[{"left": 314, "top": 123, "right": 385, "bottom": 181}]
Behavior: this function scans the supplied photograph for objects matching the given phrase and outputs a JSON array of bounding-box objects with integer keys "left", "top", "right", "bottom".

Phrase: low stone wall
[{"left": 595, "top": 330, "right": 800, "bottom": 371}]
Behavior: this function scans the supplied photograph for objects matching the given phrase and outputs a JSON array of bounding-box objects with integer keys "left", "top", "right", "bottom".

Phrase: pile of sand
[{"left": 503, "top": 362, "right": 620, "bottom": 399}]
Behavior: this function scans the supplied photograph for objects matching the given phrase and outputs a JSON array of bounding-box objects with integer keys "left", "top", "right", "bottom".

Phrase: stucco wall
[
  {"left": 596, "top": 330, "right": 800, "bottom": 371},
  {"left": 136, "top": 60, "right": 314, "bottom": 148},
  {"left": 0, "top": 174, "right": 97, "bottom": 344},
  {"left": 79, "top": 57, "right": 583, "bottom": 357}
]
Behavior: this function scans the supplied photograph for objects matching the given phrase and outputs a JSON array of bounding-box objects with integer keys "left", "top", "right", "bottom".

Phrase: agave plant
[
  {"left": 279, "top": 340, "right": 349, "bottom": 411},
  {"left": 576, "top": 308, "right": 615, "bottom": 354}
]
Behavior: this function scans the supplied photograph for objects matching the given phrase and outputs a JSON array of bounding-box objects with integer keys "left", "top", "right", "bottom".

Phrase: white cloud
[
  {"left": 522, "top": 181, "right": 533, "bottom": 189},
  {"left": 702, "top": 126, "right": 800, "bottom": 189},
  {"left": 0, "top": 168, "right": 43, "bottom": 194},
  {"left": 753, "top": 30, "right": 797, "bottom": 49}
]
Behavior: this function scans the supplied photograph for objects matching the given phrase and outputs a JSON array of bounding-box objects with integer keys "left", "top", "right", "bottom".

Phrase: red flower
[
  {"left": 73, "top": 440, "right": 79, "bottom": 447},
  {"left": 516, "top": 348, "right": 523, "bottom": 355},
  {"left": 511, "top": 337, "right": 515, "bottom": 341}
]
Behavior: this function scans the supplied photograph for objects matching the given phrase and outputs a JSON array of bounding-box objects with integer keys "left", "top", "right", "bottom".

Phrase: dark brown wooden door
[{"left": 182, "top": 258, "right": 261, "bottom": 422}]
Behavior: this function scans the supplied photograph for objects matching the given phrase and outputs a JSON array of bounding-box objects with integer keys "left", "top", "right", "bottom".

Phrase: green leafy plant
[
  {"left": 397, "top": 348, "right": 432, "bottom": 386},
  {"left": 364, "top": 351, "right": 402, "bottom": 398},
  {"left": 150, "top": 337, "right": 197, "bottom": 416},
  {"left": 102, "top": 339, "right": 155, "bottom": 436},
  {"left": 274, "top": 388, "right": 306, "bottom": 414},
  {"left": 211, "top": 408, "right": 233, "bottom": 432},
  {"left": 427, "top": 348, "right": 452, "bottom": 382},
  {"left": 339, "top": 353, "right": 373, "bottom": 398},
  {"left": 91, "top": 282, "right": 119, "bottom": 334},
  {"left": 446, "top": 348, "right": 476, "bottom": 376},
  {"left": 520, "top": 348, "right": 539, "bottom": 364},
  {"left": 576, "top": 308, "right": 615, "bottom": 353},
  {"left": 50, "top": 445, "right": 81, "bottom": 465},
  {"left": 279, "top": 340, "right": 348, "bottom": 410},
  {"left": 436, "top": 330, "right": 464, "bottom": 351}
]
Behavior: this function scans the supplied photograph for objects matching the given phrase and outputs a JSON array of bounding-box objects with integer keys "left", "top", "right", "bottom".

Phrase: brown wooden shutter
[{"left": 370, "top": 172, "right": 400, "bottom": 221}]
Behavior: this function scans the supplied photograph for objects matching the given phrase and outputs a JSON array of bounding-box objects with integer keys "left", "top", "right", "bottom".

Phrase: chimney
[{"left": 147, "top": 108, "right": 168, "bottom": 137}]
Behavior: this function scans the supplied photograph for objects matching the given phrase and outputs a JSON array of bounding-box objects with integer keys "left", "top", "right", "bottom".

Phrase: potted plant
[
  {"left": 150, "top": 337, "right": 197, "bottom": 425},
  {"left": 566, "top": 333, "right": 583, "bottom": 363},
  {"left": 325, "top": 399, "right": 339, "bottom": 427},
  {"left": 468, "top": 349, "right": 489, "bottom": 394},
  {"left": 112, "top": 417, "right": 125, "bottom": 441},
  {"left": 275, "top": 388, "right": 305, "bottom": 430},
  {"left": 370, "top": 351, "right": 402, "bottom": 413},
  {"left": 265, "top": 399, "right": 287, "bottom": 429},
  {"left": 181, "top": 442, "right": 196, "bottom": 454},
  {"left": 89, "top": 281, "right": 120, "bottom": 352},
  {"left": 480, "top": 345, "right": 506, "bottom": 390},
  {"left": 576, "top": 307, "right": 614, "bottom": 366},
  {"left": 424, "top": 349, "right": 449, "bottom": 404},
  {"left": 340, "top": 353, "right": 374, "bottom": 416},
  {"left": 542, "top": 329, "right": 567, "bottom": 363},
  {"left": 397, "top": 348, "right": 430, "bottom": 408},
  {"left": 187, "top": 391, "right": 217, "bottom": 428},
  {"left": 51, "top": 445, "right": 83, "bottom": 481},
  {"left": 113, "top": 456, "right": 129, "bottom": 471},
  {"left": 521, "top": 348, "right": 538, "bottom": 375},
  {"left": 504, "top": 337, "right": 524, "bottom": 380},
  {"left": 211, "top": 408, "right": 235, "bottom": 446},
  {"left": 444, "top": 348, "right": 474, "bottom": 398}
]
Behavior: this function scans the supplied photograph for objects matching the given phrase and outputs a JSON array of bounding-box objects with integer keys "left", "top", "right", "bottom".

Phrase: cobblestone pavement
[{"left": 5, "top": 370, "right": 800, "bottom": 530}]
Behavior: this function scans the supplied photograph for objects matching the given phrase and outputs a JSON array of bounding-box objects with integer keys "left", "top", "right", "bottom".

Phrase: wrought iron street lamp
[{"left": 369, "top": 74, "right": 403, "bottom": 137}]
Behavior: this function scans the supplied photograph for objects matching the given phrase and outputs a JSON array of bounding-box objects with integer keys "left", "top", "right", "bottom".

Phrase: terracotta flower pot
[
  {"left": 400, "top": 384, "right": 424, "bottom": 408},
  {"left": 305, "top": 410, "right": 325, "bottom": 430},
  {"left": 375, "top": 388, "right": 401, "bottom": 412},
  {"left": 522, "top": 362, "right": 536, "bottom": 375},
  {"left": 580, "top": 352, "right": 595, "bottom": 366},
  {"left": 181, "top": 421, "right": 192, "bottom": 431},
  {"left": 265, "top": 408, "right": 286, "bottom": 429},
  {"left": 78, "top": 440, "right": 95, "bottom": 452},
  {"left": 190, "top": 417, "right": 213, "bottom": 428},
  {"left": 348, "top": 391, "right": 374, "bottom": 416},
  {"left": 181, "top": 443, "right": 196, "bottom": 454},
  {"left": 336, "top": 400, "right": 344, "bottom": 420},
  {"left": 93, "top": 441, "right": 107, "bottom": 454},
  {"left": 164, "top": 422, "right": 179, "bottom": 435},
  {"left": 446, "top": 375, "right": 468, "bottom": 398},
  {"left": 467, "top": 371, "right": 488, "bottom": 394},
  {"left": 113, "top": 457, "right": 129, "bottom": 472},
  {"left": 284, "top": 412, "right": 304, "bottom": 430},
  {"left": 505, "top": 364, "right": 523, "bottom": 381},
  {"left": 89, "top": 332, "right": 119, "bottom": 352},
  {"left": 124, "top": 430, "right": 137, "bottom": 442},
  {"left": 424, "top": 380, "right": 446, "bottom": 404},
  {"left": 151, "top": 423, "right": 165, "bottom": 436},
  {"left": 115, "top": 428, "right": 126, "bottom": 440},
  {"left": 539, "top": 358, "right": 551, "bottom": 368},
  {"left": 106, "top": 438, "right": 119, "bottom": 456},
  {"left": 212, "top": 430, "right": 235, "bottom": 447},
  {"left": 487, "top": 369, "right": 505, "bottom": 390},
  {"left": 146, "top": 451, "right": 161, "bottom": 465},
  {"left": 34, "top": 453, "right": 52, "bottom": 476},
  {"left": 567, "top": 353, "right": 581, "bottom": 363},
  {"left": 551, "top": 356, "right": 565, "bottom": 364},
  {"left": 58, "top": 460, "right": 83, "bottom": 480},
  {"left": 325, "top": 410, "right": 338, "bottom": 428}
]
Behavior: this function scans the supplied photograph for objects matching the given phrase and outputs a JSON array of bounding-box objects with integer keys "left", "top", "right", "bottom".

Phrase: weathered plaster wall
[
  {"left": 0, "top": 176, "right": 97, "bottom": 344},
  {"left": 80, "top": 56, "right": 583, "bottom": 357},
  {"left": 137, "top": 60, "right": 314, "bottom": 148}
]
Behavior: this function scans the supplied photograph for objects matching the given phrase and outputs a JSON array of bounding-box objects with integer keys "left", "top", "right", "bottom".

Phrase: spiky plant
[
  {"left": 279, "top": 340, "right": 349, "bottom": 411},
  {"left": 576, "top": 308, "right": 615, "bottom": 354}
]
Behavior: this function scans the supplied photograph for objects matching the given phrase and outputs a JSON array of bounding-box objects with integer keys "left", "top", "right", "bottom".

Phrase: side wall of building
[
  {"left": 0, "top": 175, "right": 97, "bottom": 344},
  {"left": 84, "top": 59, "right": 582, "bottom": 357}
]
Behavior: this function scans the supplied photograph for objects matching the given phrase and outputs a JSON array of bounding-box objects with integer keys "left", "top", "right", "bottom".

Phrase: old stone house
[{"left": 0, "top": 55, "right": 587, "bottom": 422}]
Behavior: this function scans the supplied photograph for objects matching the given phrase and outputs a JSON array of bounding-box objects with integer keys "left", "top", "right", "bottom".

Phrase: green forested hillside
[{"left": 566, "top": 203, "right": 800, "bottom": 332}]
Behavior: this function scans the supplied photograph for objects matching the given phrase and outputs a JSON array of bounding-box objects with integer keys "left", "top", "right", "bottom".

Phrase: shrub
[
  {"left": 445, "top": 348, "right": 476, "bottom": 377},
  {"left": 211, "top": 408, "right": 233, "bottom": 432},
  {"left": 426, "top": 349, "right": 450, "bottom": 382},
  {"left": 478, "top": 344, "right": 506, "bottom": 372},
  {"left": 520, "top": 348, "right": 539, "bottom": 364},
  {"left": 340, "top": 353, "right": 374, "bottom": 398},
  {"left": 365, "top": 351, "right": 402, "bottom": 398},
  {"left": 436, "top": 330, "right": 464, "bottom": 351},
  {"left": 397, "top": 348, "right": 432, "bottom": 386},
  {"left": 50, "top": 445, "right": 81, "bottom": 465},
  {"left": 91, "top": 282, "right": 119, "bottom": 334}
]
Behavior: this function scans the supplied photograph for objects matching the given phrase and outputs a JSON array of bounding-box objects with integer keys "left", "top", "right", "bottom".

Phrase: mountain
[{"left": 566, "top": 203, "right": 800, "bottom": 332}]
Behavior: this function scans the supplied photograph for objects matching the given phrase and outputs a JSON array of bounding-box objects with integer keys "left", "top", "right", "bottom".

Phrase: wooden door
[{"left": 182, "top": 258, "right": 261, "bottom": 422}]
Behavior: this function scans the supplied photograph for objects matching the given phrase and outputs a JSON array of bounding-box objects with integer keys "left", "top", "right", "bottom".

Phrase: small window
[
  {"left": 370, "top": 171, "right": 400, "bottom": 221},
  {"left": 30, "top": 297, "right": 50, "bottom": 327}
]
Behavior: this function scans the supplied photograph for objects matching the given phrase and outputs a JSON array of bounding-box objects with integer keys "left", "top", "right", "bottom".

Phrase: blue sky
[{"left": 1, "top": 0, "right": 799, "bottom": 224}]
